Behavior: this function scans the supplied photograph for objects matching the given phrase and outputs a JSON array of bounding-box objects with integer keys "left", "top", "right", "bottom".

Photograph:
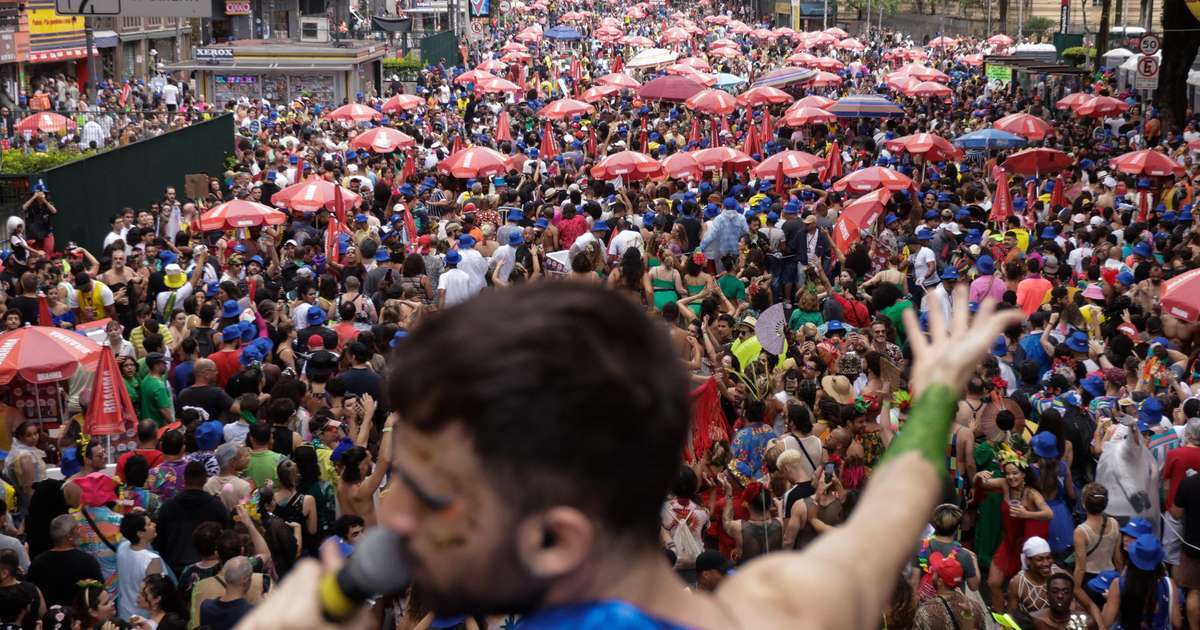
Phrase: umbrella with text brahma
[
  {"left": 782, "top": 107, "right": 837, "bottom": 127},
  {"left": 590, "top": 150, "right": 665, "bottom": 181},
  {"left": 271, "top": 178, "right": 363, "bottom": 212},
  {"left": 1162, "top": 268, "right": 1200, "bottom": 323},
  {"left": 638, "top": 75, "right": 707, "bottom": 102},
  {"left": 1055, "top": 92, "right": 1092, "bottom": 111},
  {"left": 15, "top": 112, "right": 77, "bottom": 135},
  {"left": 0, "top": 326, "right": 102, "bottom": 386},
  {"left": 453, "top": 69, "right": 496, "bottom": 86},
  {"left": 199, "top": 199, "right": 287, "bottom": 230},
  {"left": 685, "top": 89, "right": 738, "bottom": 115},
  {"left": 693, "top": 147, "right": 757, "bottom": 172},
  {"left": 736, "top": 86, "right": 794, "bottom": 107},
  {"left": 1001, "top": 148, "right": 1072, "bottom": 176},
  {"left": 475, "top": 77, "right": 523, "bottom": 95},
  {"left": 752, "top": 151, "right": 825, "bottom": 179},
  {"left": 1109, "top": 149, "right": 1186, "bottom": 177},
  {"left": 86, "top": 347, "right": 137, "bottom": 436},
  {"left": 832, "top": 166, "right": 914, "bottom": 193},
  {"left": 1073, "top": 95, "right": 1129, "bottom": 118},
  {"left": 349, "top": 127, "right": 416, "bottom": 153},
  {"left": 884, "top": 133, "right": 963, "bottom": 162},
  {"left": 595, "top": 72, "right": 642, "bottom": 89},
  {"left": 993, "top": 112, "right": 1052, "bottom": 140},
  {"left": 581, "top": 85, "right": 621, "bottom": 103},
  {"left": 380, "top": 94, "right": 424, "bottom": 114},
  {"left": 438, "top": 147, "right": 511, "bottom": 179},
  {"left": 325, "top": 103, "right": 381, "bottom": 123}
]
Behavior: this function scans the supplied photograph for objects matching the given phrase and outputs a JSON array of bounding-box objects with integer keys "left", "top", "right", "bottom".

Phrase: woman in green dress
[
  {"left": 644, "top": 248, "right": 686, "bottom": 311},
  {"left": 681, "top": 252, "right": 717, "bottom": 317}
]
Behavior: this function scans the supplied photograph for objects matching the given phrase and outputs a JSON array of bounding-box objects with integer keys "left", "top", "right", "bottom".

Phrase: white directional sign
[{"left": 55, "top": 0, "right": 211, "bottom": 17}]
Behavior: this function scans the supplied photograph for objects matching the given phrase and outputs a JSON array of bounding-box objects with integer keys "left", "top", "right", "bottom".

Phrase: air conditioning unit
[{"left": 300, "top": 17, "right": 330, "bottom": 42}]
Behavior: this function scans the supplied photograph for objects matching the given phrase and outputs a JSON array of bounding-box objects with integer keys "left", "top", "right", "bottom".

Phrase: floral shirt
[
  {"left": 732, "top": 424, "right": 779, "bottom": 477},
  {"left": 72, "top": 506, "right": 126, "bottom": 602},
  {"left": 149, "top": 458, "right": 190, "bottom": 502}
]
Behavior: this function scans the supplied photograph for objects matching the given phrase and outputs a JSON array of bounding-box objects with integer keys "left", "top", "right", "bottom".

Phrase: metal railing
[{"left": 4, "top": 108, "right": 224, "bottom": 149}]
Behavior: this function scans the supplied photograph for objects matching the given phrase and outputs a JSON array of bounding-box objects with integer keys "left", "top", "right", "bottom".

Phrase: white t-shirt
[
  {"left": 66, "top": 281, "right": 115, "bottom": 309},
  {"left": 607, "top": 229, "right": 645, "bottom": 259},
  {"left": 437, "top": 268, "right": 473, "bottom": 307},
  {"left": 490, "top": 244, "right": 516, "bottom": 283},
  {"left": 458, "top": 248, "right": 489, "bottom": 294},
  {"left": 156, "top": 282, "right": 194, "bottom": 316},
  {"left": 162, "top": 83, "right": 179, "bottom": 105},
  {"left": 911, "top": 246, "right": 937, "bottom": 286}
]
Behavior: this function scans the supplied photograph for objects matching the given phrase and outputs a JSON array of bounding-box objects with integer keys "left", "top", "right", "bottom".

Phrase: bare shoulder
[{"left": 716, "top": 551, "right": 860, "bottom": 630}]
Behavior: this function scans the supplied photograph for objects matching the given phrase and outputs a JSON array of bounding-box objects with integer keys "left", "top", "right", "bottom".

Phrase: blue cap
[
  {"left": 534, "top": 217, "right": 549, "bottom": 229},
  {"left": 194, "top": 421, "right": 224, "bottom": 450},
  {"left": 1121, "top": 518, "right": 1153, "bottom": 538},
  {"left": 375, "top": 248, "right": 390, "bottom": 262},
  {"left": 305, "top": 307, "right": 326, "bottom": 326},
  {"left": 698, "top": 182, "right": 713, "bottom": 194},
  {"left": 991, "top": 335, "right": 1008, "bottom": 357},
  {"left": 159, "top": 250, "right": 178, "bottom": 265},
  {"left": 704, "top": 204, "right": 719, "bottom": 219},
  {"left": 1162, "top": 211, "right": 1177, "bottom": 224},
  {"left": 249, "top": 255, "right": 264, "bottom": 267},
  {"left": 783, "top": 203, "right": 799, "bottom": 215},
  {"left": 592, "top": 220, "right": 609, "bottom": 232},
  {"left": 205, "top": 281, "right": 220, "bottom": 297},
  {"left": 233, "top": 243, "right": 247, "bottom": 254},
  {"left": 916, "top": 227, "right": 933, "bottom": 240},
  {"left": 767, "top": 211, "right": 779, "bottom": 222},
  {"left": 1087, "top": 570, "right": 1121, "bottom": 596},
  {"left": 1128, "top": 534, "right": 1164, "bottom": 571},
  {"left": 1040, "top": 226, "right": 1056, "bottom": 239},
  {"left": 508, "top": 231, "right": 524, "bottom": 246},
  {"left": 445, "top": 249, "right": 462, "bottom": 265},
  {"left": 643, "top": 211, "right": 656, "bottom": 225},
  {"left": 507, "top": 208, "right": 524, "bottom": 222},
  {"left": 60, "top": 448, "right": 81, "bottom": 479},
  {"left": 976, "top": 255, "right": 995, "bottom": 275},
  {"left": 399, "top": 183, "right": 416, "bottom": 197},
  {"left": 1080, "top": 375, "right": 1105, "bottom": 397},
  {"left": 1138, "top": 397, "right": 1164, "bottom": 432},
  {"left": 723, "top": 197, "right": 739, "bottom": 211},
  {"left": 1133, "top": 241, "right": 1152, "bottom": 258},
  {"left": 1013, "top": 197, "right": 1027, "bottom": 210},
  {"left": 458, "top": 234, "right": 476, "bottom": 248},
  {"left": 884, "top": 213, "right": 898, "bottom": 225},
  {"left": 1030, "top": 431, "right": 1059, "bottom": 459},
  {"left": 1117, "top": 270, "right": 1136, "bottom": 286},
  {"left": 940, "top": 267, "right": 959, "bottom": 281},
  {"left": 1042, "top": 180, "right": 1055, "bottom": 194},
  {"left": 330, "top": 437, "right": 355, "bottom": 462},
  {"left": 826, "top": 320, "right": 845, "bottom": 333},
  {"left": 355, "top": 213, "right": 368, "bottom": 223},
  {"left": 221, "top": 299, "right": 241, "bottom": 320},
  {"left": 1064, "top": 330, "right": 1089, "bottom": 353},
  {"left": 923, "top": 209, "right": 939, "bottom": 220},
  {"left": 955, "top": 208, "right": 971, "bottom": 221}
]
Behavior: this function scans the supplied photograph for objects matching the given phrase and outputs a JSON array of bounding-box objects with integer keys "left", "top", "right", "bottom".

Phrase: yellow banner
[{"left": 28, "top": 9, "right": 83, "bottom": 36}]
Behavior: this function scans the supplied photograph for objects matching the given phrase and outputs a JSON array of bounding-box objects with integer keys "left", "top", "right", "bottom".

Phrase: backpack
[
  {"left": 192, "top": 326, "right": 215, "bottom": 358},
  {"left": 669, "top": 505, "right": 704, "bottom": 569}
]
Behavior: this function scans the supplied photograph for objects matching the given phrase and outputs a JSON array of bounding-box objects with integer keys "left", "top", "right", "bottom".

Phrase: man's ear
[{"left": 513, "top": 506, "right": 594, "bottom": 580}]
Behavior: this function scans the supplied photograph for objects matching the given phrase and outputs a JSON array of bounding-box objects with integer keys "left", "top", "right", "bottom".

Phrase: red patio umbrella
[
  {"left": 760, "top": 109, "right": 773, "bottom": 140},
  {"left": 271, "top": 178, "right": 364, "bottom": 212},
  {"left": 989, "top": 166, "right": 1013, "bottom": 222},
  {"left": 1055, "top": 93, "right": 1092, "bottom": 111},
  {"left": 85, "top": 347, "right": 137, "bottom": 436},
  {"left": 590, "top": 150, "right": 665, "bottom": 181},
  {"left": 586, "top": 127, "right": 597, "bottom": 156},
  {"left": 199, "top": 199, "right": 287, "bottom": 231},
  {"left": 581, "top": 85, "right": 621, "bottom": 102},
  {"left": 824, "top": 141, "right": 843, "bottom": 181},
  {"left": 380, "top": 94, "right": 424, "bottom": 114},
  {"left": 905, "top": 81, "right": 953, "bottom": 98},
  {"left": 832, "top": 166, "right": 914, "bottom": 193},
  {"left": 792, "top": 95, "right": 836, "bottom": 109},
  {"left": 841, "top": 188, "right": 892, "bottom": 228},
  {"left": 884, "top": 133, "right": 962, "bottom": 162},
  {"left": 693, "top": 146, "right": 756, "bottom": 172},
  {"left": 1109, "top": 149, "right": 1185, "bottom": 177},
  {"left": 438, "top": 146, "right": 511, "bottom": 179},
  {"left": 661, "top": 152, "right": 703, "bottom": 180},
  {"left": 993, "top": 113, "right": 1052, "bottom": 140},
  {"left": 537, "top": 98, "right": 596, "bottom": 120},
  {"left": 539, "top": 121, "right": 559, "bottom": 160},
  {"left": 809, "top": 71, "right": 844, "bottom": 87},
  {"left": 638, "top": 75, "right": 707, "bottom": 102},
  {"left": 495, "top": 110, "right": 513, "bottom": 143},
  {"left": 1161, "top": 267, "right": 1200, "bottom": 323},
  {"left": 0, "top": 326, "right": 102, "bottom": 386},
  {"left": 326, "top": 103, "right": 381, "bottom": 123},
  {"left": 752, "top": 150, "right": 825, "bottom": 179},
  {"left": 1050, "top": 173, "right": 1068, "bottom": 210},
  {"left": 687, "top": 116, "right": 703, "bottom": 146},
  {"left": 15, "top": 112, "right": 76, "bottom": 135},
  {"left": 595, "top": 72, "right": 642, "bottom": 89},
  {"left": 475, "top": 77, "right": 523, "bottom": 95},
  {"left": 453, "top": 69, "right": 497, "bottom": 85},
  {"left": 832, "top": 213, "right": 862, "bottom": 255},
  {"left": 1001, "top": 148, "right": 1073, "bottom": 176},
  {"left": 685, "top": 89, "right": 738, "bottom": 115},
  {"left": 782, "top": 107, "right": 837, "bottom": 127},
  {"left": 736, "top": 86, "right": 794, "bottom": 107},
  {"left": 1073, "top": 95, "right": 1129, "bottom": 118},
  {"left": 349, "top": 127, "right": 416, "bottom": 153}
]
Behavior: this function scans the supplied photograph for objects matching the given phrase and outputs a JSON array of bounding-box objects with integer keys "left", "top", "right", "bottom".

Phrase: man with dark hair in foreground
[{"left": 238, "top": 283, "right": 1020, "bottom": 629}]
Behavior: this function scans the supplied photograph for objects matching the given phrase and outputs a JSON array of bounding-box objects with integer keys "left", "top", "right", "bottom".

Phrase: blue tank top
[{"left": 517, "top": 601, "right": 690, "bottom": 630}]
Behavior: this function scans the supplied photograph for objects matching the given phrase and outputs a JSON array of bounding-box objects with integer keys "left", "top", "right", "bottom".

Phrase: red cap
[
  {"left": 929, "top": 552, "right": 963, "bottom": 588},
  {"left": 307, "top": 334, "right": 324, "bottom": 350},
  {"left": 463, "top": 202, "right": 477, "bottom": 213}
]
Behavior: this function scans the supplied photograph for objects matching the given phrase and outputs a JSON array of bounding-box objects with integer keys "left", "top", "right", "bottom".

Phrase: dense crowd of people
[{"left": 1, "top": 0, "right": 1200, "bottom": 628}]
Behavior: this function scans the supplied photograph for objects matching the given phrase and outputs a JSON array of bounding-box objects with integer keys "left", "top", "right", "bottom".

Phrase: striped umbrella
[
  {"left": 828, "top": 95, "right": 904, "bottom": 118},
  {"left": 752, "top": 66, "right": 817, "bottom": 88},
  {"left": 953, "top": 129, "right": 1027, "bottom": 150}
]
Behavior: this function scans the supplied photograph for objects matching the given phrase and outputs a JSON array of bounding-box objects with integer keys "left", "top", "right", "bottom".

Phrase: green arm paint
[{"left": 878, "top": 385, "right": 959, "bottom": 475}]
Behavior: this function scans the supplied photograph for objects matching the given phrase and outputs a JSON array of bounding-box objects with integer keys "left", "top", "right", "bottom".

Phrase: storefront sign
[
  {"left": 28, "top": 7, "right": 83, "bottom": 35},
  {"left": 195, "top": 47, "right": 235, "bottom": 58},
  {"left": 985, "top": 64, "right": 1012, "bottom": 84},
  {"left": 225, "top": 0, "right": 251, "bottom": 15},
  {"left": 26, "top": 0, "right": 86, "bottom": 63},
  {"left": 0, "top": 32, "right": 16, "bottom": 64}
]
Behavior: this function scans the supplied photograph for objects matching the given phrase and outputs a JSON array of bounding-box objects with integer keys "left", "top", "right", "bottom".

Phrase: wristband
[
  {"left": 877, "top": 384, "right": 958, "bottom": 475},
  {"left": 382, "top": 427, "right": 393, "bottom": 433}
]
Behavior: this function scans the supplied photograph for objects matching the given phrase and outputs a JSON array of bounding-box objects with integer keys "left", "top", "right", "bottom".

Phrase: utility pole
[
  {"left": 84, "top": 26, "right": 97, "bottom": 104},
  {"left": 866, "top": 0, "right": 872, "bottom": 35},
  {"left": 1017, "top": 0, "right": 1023, "bottom": 40},
  {"left": 987, "top": 0, "right": 992, "bottom": 35},
  {"left": 823, "top": 0, "right": 828, "bottom": 29}
]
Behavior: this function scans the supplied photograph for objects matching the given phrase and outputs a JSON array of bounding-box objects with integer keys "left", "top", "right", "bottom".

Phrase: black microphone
[{"left": 319, "top": 527, "right": 411, "bottom": 622}]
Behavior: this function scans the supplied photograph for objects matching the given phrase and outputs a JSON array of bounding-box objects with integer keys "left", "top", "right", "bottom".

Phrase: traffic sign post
[
  {"left": 1134, "top": 55, "right": 1159, "bottom": 90},
  {"left": 1138, "top": 34, "right": 1160, "bottom": 56}
]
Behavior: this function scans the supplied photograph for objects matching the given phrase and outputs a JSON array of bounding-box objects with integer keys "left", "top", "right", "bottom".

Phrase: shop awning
[
  {"left": 167, "top": 59, "right": 355, "bottom": 72},
  {"left": 372, "top": 15, "right": 411, "bottom": 33},
  {"left": 93, "top": 30, "right": 118, "bottom": 48}
]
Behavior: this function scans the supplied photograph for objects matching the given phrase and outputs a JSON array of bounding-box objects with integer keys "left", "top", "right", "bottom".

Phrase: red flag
[
  {"left": 586, "top": 126, "right": 597, "bottom": 156},
  {"left": 540, "top": 120, "right": 559, "bottom": 159},
  {"left": 774, "top": 156, "right": 786, "bottom": 196},
  {"left": 741, "top": 125, "right": 760, "bottom": 158},
  {"left": 36, "top": 295, "right": 52, "bottom": 327},
  {"left": 761, "top": 109, "right": 772, "bottom": 141},
  {"left": 711, "top": 118, "right": 720, "bottom": 147},
  {"left": 612, "top": 52, "right": 624, "bottom": 73},
  {"left": 833, "top": 214, "right": 861, "bottom": 255},
  {"left": 989, "top": 166, "right": 1013, "bottom": 222},
  {"left": 688, "top": 116, "right": 701, "bottom": 147},
  {"left": 496, "top": 110, "right": 513, "bottom": 143},
  {"left": 825, "top": 141, "right": 843, "bottom": 181},
  {"left": 85, "top": 348, "right": 137, "bottom": 436},
  {"left": 118, "top": 82, "right": 131, "bottom": 108},
  {"left": 401, "top": 149, "right": 416, "bottom": 181},
  {"left": 1025, "top": 178, "right": 1037, "bottom": 228},
  {"left": 332, "top": 176, "right": 347, "bottom": 227},
  {"left": 451, "top": 134, "right": 464, "bottom": 154}
]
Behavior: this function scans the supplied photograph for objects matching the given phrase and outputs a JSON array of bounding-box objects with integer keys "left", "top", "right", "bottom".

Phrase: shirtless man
[
  {"left": 335, "top": 413, "right": 395, "bottom": 528},
  {"left": 101, "top": 247, "right": 140, "bottom": 323},
  {"left": 1031, "top": 574, "right": 1097, "bottom": 629}
]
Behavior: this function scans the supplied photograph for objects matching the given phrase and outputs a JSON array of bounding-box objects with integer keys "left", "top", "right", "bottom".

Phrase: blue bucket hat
[
  {"left": 445, "top": 249, "right": 462, "bottom": 265},
  {"left": 915, "top": 227, "right": 933, "bottom": 241},
  {"left": 1040, "top": 226, "right": 1056, "bottom": 240},
  {"left": 399, "top": 183, "right": 416, "bottom": 197},
  {"left": 159, "top": 250, "right": 179, "bottom": 265},
  {"left": 1128, "top": 535, "right": 1164, "bottom": 571},
  {"left": 60, "top": 448, "right": 81, "bottom": 479},
  {"left": 221, "top": 300, "right": 241, "bottom": 320},
  {"left": 1162, "top": 211, "right": 1177, "bottom": 224},
  {"left": 195, "top": 421, "right": 224, "bottom": 451},
  {"left": 305, "top": 307, "right": 326, "bottom": 327},
  {"left": 534, "top": 217, "right": 549, "bottom": 230},
  {"left": 1080, "top": 375, "right": 1105, "bottom": 397},
  {"left": 508, "top": 231, "right": 524, "bottom": 246},
  {"left": 991, "top": 335, "right": 1008, "bottom": 357},
  {"left": 704, "top": 204, "right": 719, "bottom": 219},
  {"left": 1064, "top": 331, "right": 1089, "bottom": 353},
  {"left": 507, "top": 208, "right": 524, "bottom": 222},
  {"left": 1132, "top": 241, "right": 1152, "bottom": 258},
  {"left": 204, "top": 281, "right": 220, "bottom": 298},
  {"left": 1121, "top": 518, "right": 1153, "bottom": 538},
  {"left": 375, "top": 248, "right": 390, "bottom": 262},
  {"left": 458, "top": 234, "right": 476, "bottom": 248},
  {"left": 1117, "top": 270, "right": 1136, "bottom": 287},
  {"left": 239, "top": 322, "right": 256, "bottom": 342},
  {"left": 354, "top": 213, "right": 368, "bottom": 223},
  {"left": 825, "top": 320, "right": 845, "bottom": 334},
  {"left": 976, "top": 255, "right": 995, "bottom": 275},
  {"left": 1030, "top": 432, "right": 1059, "bottom": 459},
  {"left": 1086, "top": 570, "right": 1120, "bottom": 596}
]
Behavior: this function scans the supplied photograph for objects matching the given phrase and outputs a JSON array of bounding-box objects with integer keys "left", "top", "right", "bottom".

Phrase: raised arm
[{"left": 718, "top": 288, "right": 1023, "bottom": 629}]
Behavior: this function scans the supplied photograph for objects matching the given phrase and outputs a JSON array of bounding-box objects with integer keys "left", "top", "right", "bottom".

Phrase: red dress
[{"left": 992, "top": 492, "right": 1050, "bottom": 579}]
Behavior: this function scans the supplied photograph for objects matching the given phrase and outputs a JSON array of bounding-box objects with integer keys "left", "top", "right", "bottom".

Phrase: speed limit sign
[{"left": 1138, "top": 34, "right": 1160, "bottom": 56}]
